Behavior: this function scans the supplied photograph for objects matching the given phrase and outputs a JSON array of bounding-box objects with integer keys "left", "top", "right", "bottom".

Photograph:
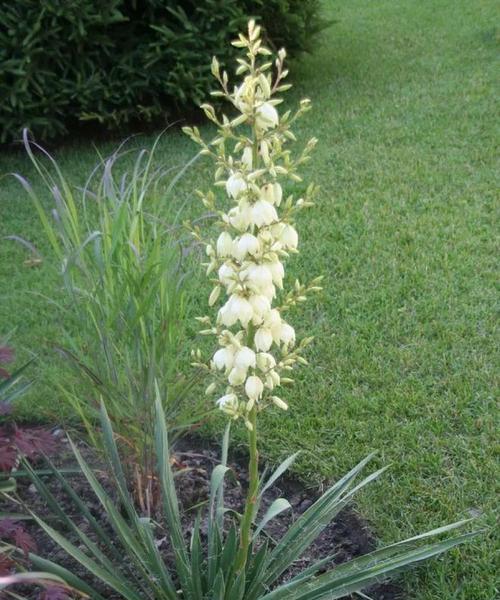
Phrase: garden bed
[{"left": 2, "top": 431, "right": 404, "bottom": 599}]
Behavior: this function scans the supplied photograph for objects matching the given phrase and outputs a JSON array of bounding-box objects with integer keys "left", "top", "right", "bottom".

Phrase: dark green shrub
[{"left": 0, "top": 1, "right": 328, "bottom": 143}]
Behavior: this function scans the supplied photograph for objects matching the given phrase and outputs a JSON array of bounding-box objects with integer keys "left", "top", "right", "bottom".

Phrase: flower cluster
[{"left": 185, "top": 20, "right": 321, "bottom": 428}]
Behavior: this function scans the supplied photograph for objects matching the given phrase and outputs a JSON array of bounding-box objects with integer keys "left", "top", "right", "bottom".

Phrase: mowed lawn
[{"left": 0, "top": 1, "right": 498, "bottom": 598}]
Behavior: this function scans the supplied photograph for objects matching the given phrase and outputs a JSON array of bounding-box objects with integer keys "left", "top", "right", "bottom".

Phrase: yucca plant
[
  {"left": 13, "top": 133, "right": 201, "bottom": 508},
  {"left": 2, "top": 21, "right": 481, "bottom": 598},
  {"left": 2, "top": 396, "right": 477, "bottom": 600}
]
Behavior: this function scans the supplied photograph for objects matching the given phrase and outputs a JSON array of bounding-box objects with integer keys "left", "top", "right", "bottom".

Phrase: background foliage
[{"left": 0, "top": 0, "right": 326, "bottom": 143}]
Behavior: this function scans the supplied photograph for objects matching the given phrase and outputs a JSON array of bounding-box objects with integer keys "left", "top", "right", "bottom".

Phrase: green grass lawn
[{"left": 1, "top": 0, "right": 498, "bottom": 597}]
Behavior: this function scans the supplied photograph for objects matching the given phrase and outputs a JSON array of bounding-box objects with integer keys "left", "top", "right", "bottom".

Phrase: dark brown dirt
[{"left": 1, "top": 432, "right": 405, "bottom": 600}]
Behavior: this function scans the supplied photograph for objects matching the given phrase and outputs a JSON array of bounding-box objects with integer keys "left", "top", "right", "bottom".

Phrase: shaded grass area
[{"left": 0, "top": 0, "right": 498, "bottom": 598}]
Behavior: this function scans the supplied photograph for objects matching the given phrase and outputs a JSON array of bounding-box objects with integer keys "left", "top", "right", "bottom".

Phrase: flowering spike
[{"left": 185, "top": 22, "right": 317, "bottom": 422}]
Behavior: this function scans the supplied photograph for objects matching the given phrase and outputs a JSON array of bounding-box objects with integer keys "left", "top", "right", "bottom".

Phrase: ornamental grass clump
[
  {"left": 14, "top": 134, "right": 199, "bottom": 510},
  {"left": 1, "top": 21, "right": 480, "bottom": 600}
]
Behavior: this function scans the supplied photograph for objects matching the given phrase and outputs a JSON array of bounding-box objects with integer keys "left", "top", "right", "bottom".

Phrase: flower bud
[
  {"left": 271, "top": 396, "right": 288, "bottom": 410},
  {"left": 216, "top": 232, "right": 233, "bottom": 257},
  {"left": 228, "top": 366, "right": 247, "bottom": 386},
  {"left": 241, "top": 146, "right": 253, "bottom": 169},
  {"left": 205, "top": 382, "right": 217, "bottom": 395},
  {"left": 209, "top": 286, "right": 221, "bottom": 306}
]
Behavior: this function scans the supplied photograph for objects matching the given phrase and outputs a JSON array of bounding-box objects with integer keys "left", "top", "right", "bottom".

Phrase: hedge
[{"left": 0, "top": 0, "right": 327, "bottom": 143}]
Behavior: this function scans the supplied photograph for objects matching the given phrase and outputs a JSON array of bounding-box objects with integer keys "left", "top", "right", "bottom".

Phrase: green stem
[
  {"left": 235, "top": 406, "right": 259, "bottom": 572},
  {"left": 235, "top": 65, "right": 262, "bottom": 572}
]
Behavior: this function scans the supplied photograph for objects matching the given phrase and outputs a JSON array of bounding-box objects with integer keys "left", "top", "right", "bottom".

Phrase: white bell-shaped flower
[
  {"left": 256, "top": 352, "right": 276, "bottom": 371},
  {"left": 255, "top": 327, "right": 273, "bottom": 351},
  {"left": 264, "top": 309, "right": 282, "bottom": 343},
  {"left": 232, "top": 233, "right": 260, "bottom": 261},
  {"left": 280, "top": 224, "right": 298, "bottom": 250},
  {"left": 218, "top": 263, "right": 236, "bottom": 286},
  {"left": 213, "top": 347, "right": 235, "bottom": 371},
  {"left": 234, "top": 346, "right": 256, "bottom": 370},
  {"left": 261, "top": 182, "right": 282, "bottom": 206},
  {"left": 217, "top": 393, "right": 239, "bottom": 412},
  {"left": 249, "top": 294, "right": 271, "bottom": 325},
  {"left": 227, "top": 204, "right": 252, "bottom": 232},
  {"left": 280, "top": 322, "right": 296, "bottom": 347},
  {"left": 255, "top": 102, "right": 279, "bottom": 130},
  {"left": 245, "top": 375, "right": 264, "bottom": 400},
  {"left": 218, "top": 302, "right": 237, "bottom": 327},
  {"left": 242, "top": 263, "right": 273, "bottom": 292},
  {"left": 226, "top": 173, "right": 247, "bottom": 199},
  {"left": 267, "top": 260, "right": 284, "bottom": 288},
  {"left": 251, "top": 199, "right": 278, "bottom": 227},
  {"left": 227, "top": 294, "right": 253, "bottom": 327}
]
